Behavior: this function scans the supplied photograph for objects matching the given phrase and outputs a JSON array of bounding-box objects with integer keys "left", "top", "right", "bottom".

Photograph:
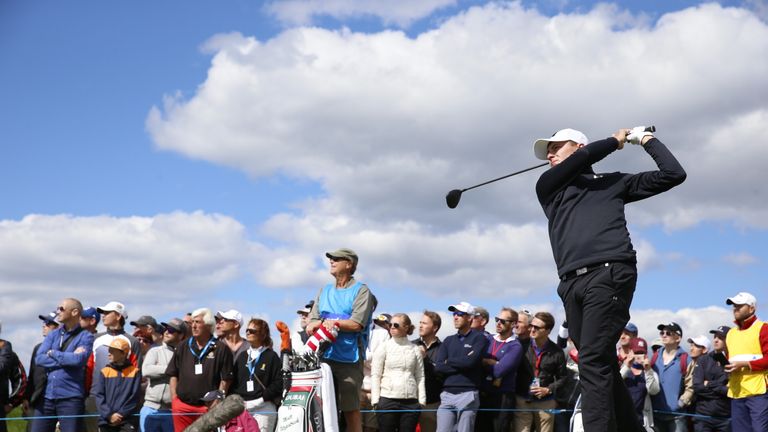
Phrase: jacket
[
  {"left": 35, "top": 325, "right": 94, "bottom": 400},
  {"left": 93, "top": 361, "right": 141, "bottom": 426},
  {"left": 371, "top": 337, "right": 426, "bottom": 405},
  {"left": 412, "top": 336, "right": 442, "bottom": 404},
  {"left": 515, "top": 338, "right": 568, "bottom": 400},
  {"left": 141, "top": 343, "right": 175, "bottom": 409},
  {"left": 692, "top": 352, "right": 730, "bottom": 417}
]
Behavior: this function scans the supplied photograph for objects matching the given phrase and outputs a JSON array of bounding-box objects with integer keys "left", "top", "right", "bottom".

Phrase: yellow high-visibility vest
[{"left": 727, "top": 319, "right": 768, "bottom": 398}]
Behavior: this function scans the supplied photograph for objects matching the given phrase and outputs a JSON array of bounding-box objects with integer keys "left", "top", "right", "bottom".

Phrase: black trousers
[
  {"left": 475, "top": 391, "right": 515, "bottom": 432},
  {"left": 377, "top": 397, "right": 420, "bottom": 432},
  {"left": 557, "top": 262, "right": 644, "bottom": 432}
]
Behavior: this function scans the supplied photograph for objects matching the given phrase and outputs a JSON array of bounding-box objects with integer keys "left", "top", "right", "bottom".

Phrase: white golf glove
[{"left": 626, "top": 126, "right": 653, "bottom": 145}]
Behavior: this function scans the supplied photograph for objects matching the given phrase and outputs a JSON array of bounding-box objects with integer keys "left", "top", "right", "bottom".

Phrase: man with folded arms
[
  {"left": 692, "top": 327, "right": 730, "bottom": 432},
  {"left": 32, "top": 298, "right": 95, "bottom": 432},
  {"left": 434, "top": 301, "right": 488, "bottom": 432}
]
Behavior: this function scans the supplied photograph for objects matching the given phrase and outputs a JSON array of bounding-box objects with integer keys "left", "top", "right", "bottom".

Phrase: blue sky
[{"left": 1, "top": 0, "right": 766, "bottom": 361}]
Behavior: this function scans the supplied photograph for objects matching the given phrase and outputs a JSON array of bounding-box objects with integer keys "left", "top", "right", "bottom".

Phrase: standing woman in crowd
[
  {"left": 231, "top": 318, "right": 283, "bottom": 432},
  {"left": 371, "top": 313, "right": 426, "bottom": 432}
]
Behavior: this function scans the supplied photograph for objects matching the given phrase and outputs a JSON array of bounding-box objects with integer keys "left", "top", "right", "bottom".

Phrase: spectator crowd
[{"left": 0, "top": 249, "right": 765, "bottom": 432}]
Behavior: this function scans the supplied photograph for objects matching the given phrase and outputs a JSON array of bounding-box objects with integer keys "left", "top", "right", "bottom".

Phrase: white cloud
[
  {"left": 723, "top": 251, "right": 759, "bottom": 266},
  {"left": 265, "top": 0, "right": 457, "bottom": 28},
  {"left": 0, "top": 211, "right": 251, "bottom": 362},
  {"left": 147, "top": 2, "right": 768, "bottom": 235}
]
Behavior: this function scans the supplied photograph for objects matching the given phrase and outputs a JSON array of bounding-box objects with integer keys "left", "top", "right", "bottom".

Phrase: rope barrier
[{"left": 1, "top": 407, "right": 731, "bottom": 422}]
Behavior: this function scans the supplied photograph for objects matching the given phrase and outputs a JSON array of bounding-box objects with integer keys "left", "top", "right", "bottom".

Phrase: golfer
[{"left": 533, "top": 127, "right": 686, "bottom": 432}]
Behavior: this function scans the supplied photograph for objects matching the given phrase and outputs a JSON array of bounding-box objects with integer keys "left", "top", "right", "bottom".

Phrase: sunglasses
[
  {"left": 659, "top": 330, "right": 677, "bottom": 336},
  {"left": 245, "top": 328, "right": 261, "bottom": 335},
  {"left": 453, "top": 311, "right": 468, "bottom": 317},
  {"left": 164, "top": 327, "right": 179, "bottom": 334},
  {"left": 495, "top": 317, "right": 513, "bottom": 324},
  {"left": 529, "top": 324, "right": 545, "bottom": 331}
]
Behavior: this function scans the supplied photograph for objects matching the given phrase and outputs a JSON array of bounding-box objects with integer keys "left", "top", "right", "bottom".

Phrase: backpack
[{"left": 8, "top": 352, "right": 28, "bottom": 407}]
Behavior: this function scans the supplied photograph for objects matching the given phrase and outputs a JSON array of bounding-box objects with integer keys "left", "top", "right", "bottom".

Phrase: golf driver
[{"left": 445, "top": 126, "right": 656, "bottom": 209}]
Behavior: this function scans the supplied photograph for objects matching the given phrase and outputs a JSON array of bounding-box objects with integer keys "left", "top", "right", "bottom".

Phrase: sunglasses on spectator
[
  {"left": 530, "top": 324, "right": 545, "bottom": 331},
  {"left": 164, "top": 327, "right": 179, "bottom": 334},
  {"left": 453, "top": 311, "right": 468, "bottom": 317},
  {"left": 659, "top": 330, "right": 676, "bottom": 336},
  {"left": 495, "top": 317, "right": 513, "bottom": 324},
  {"left": 245, "top": 328, "right": 260, "bottom": 335}
]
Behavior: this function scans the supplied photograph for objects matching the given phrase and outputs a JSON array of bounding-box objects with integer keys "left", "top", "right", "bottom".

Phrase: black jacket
[
  {"left": 515, "top": 338, "right": 568, "bottom": 400},
  {"left": 536, "top": 138, "right": 686, "bottom": 276},
  {"left": 692, "top": 352, "right": 730, "bottom": 417},
  {"left": 412, "top": 337, "right": 442, "bottom": 404}
]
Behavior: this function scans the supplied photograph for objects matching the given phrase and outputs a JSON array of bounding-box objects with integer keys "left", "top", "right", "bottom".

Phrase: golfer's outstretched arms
[{"left": 624, "top": 138, "right": 687, "bottom": 203}]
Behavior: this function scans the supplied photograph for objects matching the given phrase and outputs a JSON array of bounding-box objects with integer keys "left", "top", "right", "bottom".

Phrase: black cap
[
  {"left": 709, "top": 325, "right": 731, "bottom": 338},
  {"left": 130, "top": 315, "right": 158, "bottom": 328},
  {"left": 657, "top": 322, "right": 683, "bottom": 337}
]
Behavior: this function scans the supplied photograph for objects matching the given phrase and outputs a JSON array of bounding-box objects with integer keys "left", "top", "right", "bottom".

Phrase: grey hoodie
[{"left": 141, "top": 343, "right": 175, "bottom": 409}]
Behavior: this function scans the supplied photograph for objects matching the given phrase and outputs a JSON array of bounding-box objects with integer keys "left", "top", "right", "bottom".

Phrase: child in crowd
[{"left": 93, "top": 338, "right": 141, "bottom": 432}]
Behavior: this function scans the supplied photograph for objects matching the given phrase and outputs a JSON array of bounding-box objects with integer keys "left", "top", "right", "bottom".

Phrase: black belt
[{"left": 560, "top": 262, "right": 610, "bottom": 281}]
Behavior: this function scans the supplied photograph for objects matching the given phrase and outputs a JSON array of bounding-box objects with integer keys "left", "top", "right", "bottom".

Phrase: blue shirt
[
  {"left": 35, "top": 325, "right": 94, "bottom": 400},
  {"left": 652, "top": 348, "right": 687, "bottom": 412}
]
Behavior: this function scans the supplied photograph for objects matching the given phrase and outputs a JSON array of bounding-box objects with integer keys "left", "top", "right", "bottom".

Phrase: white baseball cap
[
  {"left": 97, "top": 301, "right": 128, "bottom": 319},
  {"left": 448, "top": 301, "right": 476, "bottom": 315},
  {"left": 216, "top": 309, "right": 243, "bottom": 326},
  {"left": 726, "top": 292, "right": 757, "bottom": 307},
  {"left": 687, "top": 335, "right": 712, "bottom": 351},
  {"left": 533, "top": 128, "right": 589, "bottom": 160}
]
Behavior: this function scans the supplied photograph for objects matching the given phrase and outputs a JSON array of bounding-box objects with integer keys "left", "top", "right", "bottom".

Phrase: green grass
[{"left": 4, "top": 406, "right": 28, "bottom": 432}]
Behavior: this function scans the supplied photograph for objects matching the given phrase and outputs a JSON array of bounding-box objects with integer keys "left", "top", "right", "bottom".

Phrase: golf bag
[
  {"left": 276, "top": 364, "right": 337, "bottom": 432},
  {"left": 274, "top": 320, "right": 338, "bottom": 432}
]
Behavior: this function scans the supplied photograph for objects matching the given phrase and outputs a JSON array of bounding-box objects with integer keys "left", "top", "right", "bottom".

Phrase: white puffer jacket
[{"left": 371, "top": 336, "right": 426, "bottom": 405}]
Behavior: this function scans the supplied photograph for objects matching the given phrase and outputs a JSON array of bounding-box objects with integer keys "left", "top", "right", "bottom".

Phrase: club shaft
[{"left": 462, "top": 162, "right": 549, "bottom": 193}]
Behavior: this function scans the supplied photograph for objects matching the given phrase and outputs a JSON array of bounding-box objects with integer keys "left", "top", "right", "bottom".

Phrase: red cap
[{"left": 629, "top": 337, "right": 648, "bottom": 354}]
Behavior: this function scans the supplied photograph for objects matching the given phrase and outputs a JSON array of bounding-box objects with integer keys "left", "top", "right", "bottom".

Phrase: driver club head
[{"left": 446, "top": 189, "right": 463, "bottom": 209}]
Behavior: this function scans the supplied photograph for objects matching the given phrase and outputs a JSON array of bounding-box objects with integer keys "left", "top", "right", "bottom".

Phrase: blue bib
[{"left": 319, "top": 281, "right": 369, "bottom": 363}]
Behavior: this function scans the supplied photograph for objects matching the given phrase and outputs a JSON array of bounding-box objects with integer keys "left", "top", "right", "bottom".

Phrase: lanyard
[
  {"left": 490, "top": 339, "right": 505, "bottom": 358},
  {"left": 246, "top": 348, "right": 265, "bottom": 377},
  {"left": 189, "top": 337, "right": 215, "bottom": 364},
  {"left": 531, "top": 344, "right": 545, "bottom": 377}
]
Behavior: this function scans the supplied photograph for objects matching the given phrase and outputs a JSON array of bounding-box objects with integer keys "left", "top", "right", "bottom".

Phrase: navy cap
[
  {"left": 81, "top": 307, "right": 101, "bottom": 324},
  {"left": 38, "top": 311, "right": 58, "bottom": 326},
  {"left": 709, "top": 325, "right": 731, "bottom": 338}
]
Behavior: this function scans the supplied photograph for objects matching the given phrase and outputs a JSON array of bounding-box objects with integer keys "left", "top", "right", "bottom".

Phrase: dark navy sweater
[
  {"left": 536, "top": 138, "right": 686, "bottom": 276},
  {"left": 434, "top": 329, "right": 488, "bottom": 394}
]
